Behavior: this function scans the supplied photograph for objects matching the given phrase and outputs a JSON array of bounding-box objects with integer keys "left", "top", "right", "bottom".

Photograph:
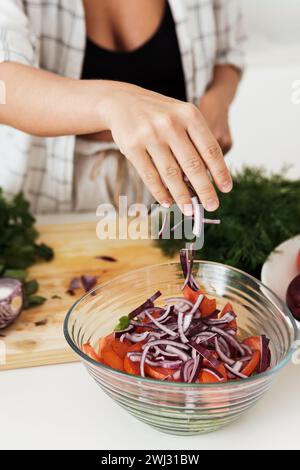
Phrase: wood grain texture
[{"left": 0, "top": 220, "right": 171, "bottom": 371}]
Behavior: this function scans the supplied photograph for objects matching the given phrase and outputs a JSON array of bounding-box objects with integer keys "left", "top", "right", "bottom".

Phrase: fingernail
[
  {"left": 179, "top": 204, "right": 194, "bottom": 217},
  {"left": 221, "top": 181, "right": 233, "bottom": 193},
  {"left": 205, "top": 199, "right": 219, "bottom": 212},
  {"left": 161, "top": 202, "right": 171, "bottom": 209}
]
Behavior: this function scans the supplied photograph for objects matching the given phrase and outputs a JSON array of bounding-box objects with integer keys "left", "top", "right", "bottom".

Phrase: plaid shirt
[{"left": 0, "top": 0, "right": 245, "bottom": 213}]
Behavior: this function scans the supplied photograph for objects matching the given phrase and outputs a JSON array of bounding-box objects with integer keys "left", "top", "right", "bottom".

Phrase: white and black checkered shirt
[{"left": 0, "top": 0, "right": 245, "bottom": 213}]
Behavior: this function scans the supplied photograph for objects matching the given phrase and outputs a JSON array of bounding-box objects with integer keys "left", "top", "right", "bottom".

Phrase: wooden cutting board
[{"left": 0, "top": 220, "right": 171, "bottom": 371}]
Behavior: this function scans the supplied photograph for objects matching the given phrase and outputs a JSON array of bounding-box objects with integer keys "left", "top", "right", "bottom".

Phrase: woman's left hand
[{"left": 199, "top": 91, "right": 232, "bottom": 155}]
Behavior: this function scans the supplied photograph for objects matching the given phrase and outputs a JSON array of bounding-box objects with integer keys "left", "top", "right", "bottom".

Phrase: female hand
[
  {"left": 99, "top": 82, "right": 233, "bottom": 214},
  {"left": 199, "top": 90, "right": 233, "bottom": 156}
]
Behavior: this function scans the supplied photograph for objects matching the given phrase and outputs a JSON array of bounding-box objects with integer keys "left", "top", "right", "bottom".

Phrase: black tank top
[{"left": 81, "top": 3, "right": 187, "bottom": 102}]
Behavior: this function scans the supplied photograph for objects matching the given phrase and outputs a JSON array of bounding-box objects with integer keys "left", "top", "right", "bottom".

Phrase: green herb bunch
[
  {"left": 0, "top": 190, "right": 54, "bottom": 308},
  {"left": 156, "top": 167, "right": 300, "bottom": 278}
]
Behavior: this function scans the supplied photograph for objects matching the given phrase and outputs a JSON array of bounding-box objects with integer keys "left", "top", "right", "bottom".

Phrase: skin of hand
[
  {"left": 99, "top": 82, "right": 233, "bottom": 214},
  {"left": 199, "top": 90, "right": 232, "bottom": 155},
  {"left": 0, "top": 63, "right": 239, "bottom": 215},
  {"left": 199, "top": 65, "right": 241, "bottom": 156}
]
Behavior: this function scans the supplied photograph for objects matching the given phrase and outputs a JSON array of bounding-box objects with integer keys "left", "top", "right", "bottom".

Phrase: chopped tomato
[
  {"left": 82, "top": 342, "right": 101, "bottom": 362},
  {"left": 243, "top": 335, "right": 261, "bottom": 352},
  {"left": 183, "top": 285, "right": 216, "bottom": 317},
  {"left": 98, "top": 334, "right": 125, "bottom": 371},
  {"left": 123, "top": 342, "right": 143, "bottom": 375},
  {"left": 297, "top": 249, "right": 300, "bottom": 272},
  {"left": 220, "top": 302, "right": 237, "bottom": 332},
  {"left": 241, "top": 350, "right": 260, "bottom": 376},
  {"left": 144, "top": 365, "right": 175, "bottom": 381},
  {"left": 135, "top": 309, "right": 162, "bottom": 333},
  {"left": 200, "top": 354, "right": 228, "bottom": 382},
  {"left": 199, "top": 363, "right": 227, "bottom": 383}
]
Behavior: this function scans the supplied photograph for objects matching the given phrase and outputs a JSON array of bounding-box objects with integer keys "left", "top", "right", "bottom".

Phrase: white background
[
  {"left": 229, "top": 0, "right": 300, "bottom": 178},
  {"left": 1, "top": 0, "right": 300, "bottom": 451}
]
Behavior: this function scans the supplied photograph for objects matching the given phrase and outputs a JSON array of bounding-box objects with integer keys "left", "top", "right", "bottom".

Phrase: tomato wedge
[
  {"left": 243, "top": 335, "right": 261, "bottom": 352},
  {"left": 144, "top": 364, "right": 175, "bottom": 381},
  {"left": 82, "top": 342, "right": 101, "bottom": 362},
  {"left": 183, "top": 285, "right": 217, "bottom": 317},
  {"left": 199, "top": 355, "right": 228, "bottom": 383},
  {"left": 199, "top": 363, "right": 227, "bottom": 383},
  {"left": 98, "top": 334, "right": 125, "bottom": 371},
  {"left": 220, "top": 302, "right": 237, "bottom": 332},
  {"left": 123, "top": 342, "right": 143, "bottom": 375},
  {"left": 241, "top": 350, "right": 260, "bottom": 376}
]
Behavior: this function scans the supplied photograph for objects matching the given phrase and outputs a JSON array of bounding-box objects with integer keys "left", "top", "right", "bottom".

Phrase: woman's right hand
[{"left": 99, "top": 82, "right": 233, "bottom": 214}]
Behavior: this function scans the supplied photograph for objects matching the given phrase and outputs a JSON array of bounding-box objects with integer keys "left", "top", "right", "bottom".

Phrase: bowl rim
[{"left": 63, "top": 260, "right": 299, "bottom": 388}]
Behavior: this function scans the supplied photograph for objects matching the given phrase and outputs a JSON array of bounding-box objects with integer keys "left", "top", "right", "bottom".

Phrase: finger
[
  {"left": 167, "top": 129, "right": 219, "bottom": 212},
  {"left": 219, "top": 135, "right": 232, "bottom": 156},
  {"left": 127, "top": 150, "right": 173, "bottom": 207},
  {"left": 147, "top": 142, "right": 193, "bottom": 216},
  {"left": 187, "top": 114, "right": 233, "bottom": 194}
]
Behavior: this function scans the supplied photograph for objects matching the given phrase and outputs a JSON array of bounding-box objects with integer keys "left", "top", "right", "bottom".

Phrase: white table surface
[{"left": 1, "top": 360, "right": 300, "bottom": 450}]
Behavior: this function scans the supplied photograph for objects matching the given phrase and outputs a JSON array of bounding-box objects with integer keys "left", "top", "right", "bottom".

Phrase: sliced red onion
[
  {"left": 259, "top": 335, "right": 271, "bottom": 373},
  {"left": 194, "top": 332, "right": 217, "bottom": 344},
  {"left": 114, "top": 325, "right": 134, "bottom": 338},
  {"left": 180, "top": 249, "right": 199, "bottom": 291},
  {"left": 183, "top": 312, "right": 194, "bottom": 332},
  {"left": 129, "top": 320, "right": 158, "bottom": 329},
  {"left": 81, "top": 275, "right": 98, "bottom": 293},
  {"left": 241, "top": 343, "right": 253, "bottom": 356},
  {"left": 165, "top": 344, "right": 191, "bottom": 362},
  {"left": 165, "top": 297, "right": 194, "bottom": 309},
  {"left": 187, "top": 322, "right": 206, "bottom": 338},
  {"left": 190, "top": 294, "right": 204, "bottom": 316},
  {"left": 0, "top": 278, "right": 24, "bottom": 329},
  {"left": 188, "top": 355, "right": 203, "bottom": 383},
  {"left": 191, "top": 196, "right": 203, "bottom": 237},
  {"left": 127, "top": 353, "right": 143, "bottom": 362},
  {"left": 145, "top": 311, "right": 177, "bottom": 337},
  {"left": 176, "top": 303, "right": 191, "bottom": 313},
  {"left": 226, "top": 328, "right": 237, "bottom": 335},
  {"left": 128, "top": 291, "right": 161, "bottom": 320},
  {"left": 141, "top": 339, "right": 190, "bottom": 351},
  {"left": 178, "top": 311, "right": 189, "bottom": 343},
  {"left": 233, "top": 361, "right": 243, "bottom": 373},
  {"left": 205, "top": 312, "right": 236, "bottom": 325},
  {"left": 214, "top": 337, "right": 235, "bottom": 366},
  {"left": 121, "top": 331, "right": 150, "bottom": 343},
  {"left": 66, "top": 277, "right": 81, "bottom": 295},
  {"left": 151, "top": 360, "right": 182, "bottom": 369},
  {"left": 158, "top": 210, "right": 169, "bottom": 238},
  {"left": 218, "top": 336, "right": 232, "bottom": 357},
  {"left": 202, "top": 218, "right": 221, "bottom": 225},
  {"left": 211, "top": 326, "right": 245, "bottom": 356},
  {"left": 225, "top": 363, "right": 247, "bottom": 379},
  {"left": 181, "top": 359, "right": 195, "bottom": 382},
  {"left": 238, "top": 355, "right": 252, "bottom": 362},
  {"left": 190, "top": 341, "right": 221, "bottom": 368}
]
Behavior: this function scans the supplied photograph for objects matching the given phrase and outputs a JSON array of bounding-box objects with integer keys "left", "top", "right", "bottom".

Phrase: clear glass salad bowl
[{"left": 64, "top": 261, "right": 298, "bottom": 436}]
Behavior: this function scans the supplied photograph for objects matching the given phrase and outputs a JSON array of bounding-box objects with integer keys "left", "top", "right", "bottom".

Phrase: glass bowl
[{"left": 64, "top": 261, "right": 298, "bottom": 436}]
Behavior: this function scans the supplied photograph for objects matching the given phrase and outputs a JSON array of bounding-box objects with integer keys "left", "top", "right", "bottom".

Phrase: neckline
[{"left": 85, "top": 1, "right": 170, "bottom": 56}]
